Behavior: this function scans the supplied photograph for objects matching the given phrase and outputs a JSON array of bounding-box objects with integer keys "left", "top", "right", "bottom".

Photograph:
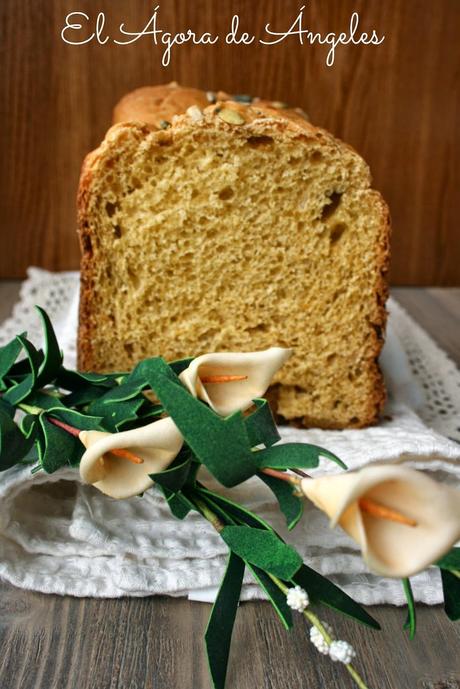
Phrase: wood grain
[
  {"left": 0, "top": 284, "right": 459, "bottom": 688},
  {"left": 0, "top": 0, "right": 459, "bottom": 283}
]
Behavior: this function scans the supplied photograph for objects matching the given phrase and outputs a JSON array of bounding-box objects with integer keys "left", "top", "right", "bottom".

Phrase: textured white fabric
[{"left": 0, "top": 268, "right": 459, "bottom": 606}]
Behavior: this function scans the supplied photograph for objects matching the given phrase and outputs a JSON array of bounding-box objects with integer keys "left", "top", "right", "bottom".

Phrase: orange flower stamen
[
  {"left": 201, "top": 374, "right": 248, "bottom": 384},
  {"left": 109, "top": 448, "right": 144, "bottom": 465},
  {"left": 359, "top": 498, "right": 417, "bottom": 527}
]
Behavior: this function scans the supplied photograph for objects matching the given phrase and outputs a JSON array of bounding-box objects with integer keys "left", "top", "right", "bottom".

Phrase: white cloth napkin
[{"left": 0, "top": 268, "right": 459, "bottom": 605}]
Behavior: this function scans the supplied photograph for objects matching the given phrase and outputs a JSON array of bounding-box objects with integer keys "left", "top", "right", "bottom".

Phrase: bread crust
[{"left": 77, "top": 83, "right": 390, "bottom": 428}]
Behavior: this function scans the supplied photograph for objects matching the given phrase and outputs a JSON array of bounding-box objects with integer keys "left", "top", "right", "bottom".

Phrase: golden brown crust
[
  {"left": 77, "top": 84, "right": 391, "bottom": 428},
  {"left": 112, "top": 81, "right": 311, "bottom": 131}
]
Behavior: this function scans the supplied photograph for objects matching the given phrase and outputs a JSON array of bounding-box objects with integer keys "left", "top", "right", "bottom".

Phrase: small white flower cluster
[
  {"left": 286, "top": 585, "right": 310, "bottom": 612},
  {"left": 286, "top": 588, "right": 356, "bottom": 665},
  {"left": 309, "top": 622, "right": 333, "bottom": 655},
  {"left": 329, "top": 640, "right": 357, "bottom": 664},
  {"left": 310, "top": 623, "right": 356, "bottom": 664}
]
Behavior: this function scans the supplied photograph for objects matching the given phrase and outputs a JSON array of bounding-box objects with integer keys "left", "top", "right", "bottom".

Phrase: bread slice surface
[{"left": 78, "top": 94, "right": 390, "bottom": 429}]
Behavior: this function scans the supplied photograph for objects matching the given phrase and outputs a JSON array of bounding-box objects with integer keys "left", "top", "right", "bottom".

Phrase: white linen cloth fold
[{"left": 0, "top": 268, "right": 459, "bottom": 605}]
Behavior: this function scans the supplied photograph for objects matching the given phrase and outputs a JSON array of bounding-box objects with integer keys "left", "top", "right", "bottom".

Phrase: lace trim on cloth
[{"left": 0, "top": 267, "right": 459, "bottom": 606}]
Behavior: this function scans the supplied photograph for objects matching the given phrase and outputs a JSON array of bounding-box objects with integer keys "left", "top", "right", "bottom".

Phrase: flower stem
[
  {"left": 48, "top": 416, "right": 81, "bottom": 437},
  {"left": 267, "top": 573, "right": 372, "bottom": 689},
  {"left": 291, "top": 468, "right": 313, "bottom": 479},
  {"left": 260, "top": 467, "right": 301, "bottom": 485},
  {"left": 18, "top": 402, "right": 43, "bottom": 415},
  {"left": 192, "top": 496, "right": 225, "bottom": 533}
]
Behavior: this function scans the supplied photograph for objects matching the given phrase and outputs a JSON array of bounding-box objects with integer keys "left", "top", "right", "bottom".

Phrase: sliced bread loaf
[{"left": 78, "top": 84, "right": 390, "bottom": 429}]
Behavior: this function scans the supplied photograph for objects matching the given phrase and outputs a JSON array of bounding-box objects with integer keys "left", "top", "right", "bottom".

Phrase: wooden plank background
[{"left": 0, "top": 0, "right": 459, "bottom": 284}]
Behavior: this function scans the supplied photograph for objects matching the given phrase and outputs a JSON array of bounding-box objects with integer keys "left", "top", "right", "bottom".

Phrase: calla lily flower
[
  {"left": 300, "top": 465, "right": 460, "bottom": 578},
  {"left": 79, "top": 417, "right": 183, "bottom": 499},
  {"left": 179, "top": 347, "right": 292, "bottom": 416}
]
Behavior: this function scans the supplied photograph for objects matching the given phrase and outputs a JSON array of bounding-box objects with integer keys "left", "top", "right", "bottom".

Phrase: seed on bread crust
[
  {"left": 218, "top": 108, "right": 246, "bottom": 125},
  {"left": 186, "top": 105, "right": 204, "bottom": 122}
]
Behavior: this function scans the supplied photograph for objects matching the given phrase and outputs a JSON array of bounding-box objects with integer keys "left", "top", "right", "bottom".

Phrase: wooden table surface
[{"left": 0, "top": 283, "right": 459, "bottom": 689}]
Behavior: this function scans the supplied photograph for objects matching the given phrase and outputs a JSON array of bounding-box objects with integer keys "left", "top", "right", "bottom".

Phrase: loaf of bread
[{"left": 78, "top": 83, "right": 390, "bottom": 429}]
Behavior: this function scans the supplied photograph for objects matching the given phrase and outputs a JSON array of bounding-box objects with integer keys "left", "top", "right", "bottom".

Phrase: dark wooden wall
[{"left": 0, "top": 0, "right": 459, "bottom": 284}]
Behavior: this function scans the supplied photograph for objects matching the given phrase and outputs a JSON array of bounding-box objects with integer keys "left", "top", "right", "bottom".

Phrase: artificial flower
[
  {"left": 300, "top": 464, "right": 460, "bottom": 578},
  {"left": 79, "top": 417, "right": 183, "bottom": 499},
  {"left": 179, "top": 347, "right": 292, "bottom": 416}
]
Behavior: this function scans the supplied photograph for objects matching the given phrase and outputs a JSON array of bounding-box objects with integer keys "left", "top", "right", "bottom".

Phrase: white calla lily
[
  {"left": 79, "top": 417, "right": 183, "bottom": 499},
  {"left": 179, "top": 347, "right": 292, "bottom": 416},
  {"left": 300, "top": 465, "right": 460, "bottom": 578}
]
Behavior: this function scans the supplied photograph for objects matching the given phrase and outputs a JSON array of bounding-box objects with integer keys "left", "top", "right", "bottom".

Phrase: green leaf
[
  {"left": 205, "top": 552, "right": 245, "bottom": 689},
  {"left": 159, "top": 485, "right": 195, "bottom": 519},
  {"left": 191, "top": 488, "right": 294, "bottom": 630},
  {"left": 402, "top": 578, "right": 416, "bottom": 638},
  {"left": 35, "top": 306, "right": 63, "bottom": 386},
  {"left": 88, "top": 395, "right": 145, "bottom": 432},
  {"left": 293, "top": 564, "right": 380, "bottom": 629},
  {"left": 150, "top": 450, "right": 192, "bottom": 493},
  {"left": 0, "top": 335, "right": 25, "bottom": 388},
  {"left": 247, "top": 563, "right": 293, "bottom": 630},
  {"left": 440, "top": 569, "right": 460, "bottom": 621},
  {"left": 63, "top": 385, "right": 106, "bottom": 408},
  {"left": 44, "top": 407, "right": 104, "bottom": 432},
  {"left": 138, "top": 358, "right": 257, "bottom": 487},
  {"left": 255, "top": 442, "right": 346, "bottom": 470},
  {"left": 38, "top": 415, "right": 83, "bottom": 472},
  {"left": 437, "top": 548, "right": 460, "bottom": 570},
  {"left": 244, "top": 399, "right": 280, "bottom": 448},
  {"left": 18, "top": 415, "right": 40, "bottom": 464},
  {"left": 0, "top": 406, "right": 34, "bottom": 470},
  {"left": 196, "top": 486, "right": 272, "bottom": 531},
  {"left": 3, "top": 336, "right": 42, "bottom": 405},
  {"left": 258, "top": 473, "right": 303, "bottom": 530},
  {"left": 0, "top": 398, "right": 15, "bottom": 418},
  {"left": 221, "top": 526, "right": 302, "bottom": 579},
  {"left": 26, "top": 391, "right": 67, "bottom": 411},
  {"left": 55, "top": 368, "right": 119, "bottom": 391},
  {"left": 168, "top": 357, "right": 194, "bottom": 376},
  {"left": 255, "top": 443, "right": 320, "bottom": 470},
  {"left": 88, "top": 379, "right": 145, "bottom": 405}
]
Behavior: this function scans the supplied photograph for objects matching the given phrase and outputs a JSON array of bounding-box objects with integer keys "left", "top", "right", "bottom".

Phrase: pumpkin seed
[
  {"left": 218, "top": 108, "right": 246, "bottom": 125},
  {"left": 186, "top": 105, "right": 204, "bottom": 122},
  {"left": 233, "top": 94, "right": 253, "bottom": 104}
]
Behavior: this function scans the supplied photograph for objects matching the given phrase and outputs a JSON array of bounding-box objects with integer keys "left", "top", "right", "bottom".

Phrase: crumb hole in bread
[
  {"left": 349, "top": 416, "right": 359, "bottom": 424},
  {"left": 127, "top": 266, "right": 140, "bottom": 288},
  {"left": 123, "top": 342, "right": 134, "bottom": 357},
  {"left": 113, "top": 224, "right": 122, "bottom": 239},
  {"left": 246, "top": 135, "right": 274, "bottom": 147},
  {"left": 330, "top": 222, "right": 347, "bottom": 244},
  {"left": 321, "top": 192, "right": 342, "bottom": 220},
  {"left": 327, "top": 353, "right": 336, "bottom": 363},
  {"left": 82, "top": 234, "right": 92, "bottom": 257},
  {"left": 311, "top": 150, "right": 323, "bottom": 162},
  {"left": 332, "top": 289, "right": 345, "bottom": 301},
  {"left": 105, "top": 201, "right": 118, "bottom": 218},
  {"left": 248, "top": 323, "right": 269, "bottom": 334},
  {"left": 218, "top": 186, "right": 235, "bottom": 201}
]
